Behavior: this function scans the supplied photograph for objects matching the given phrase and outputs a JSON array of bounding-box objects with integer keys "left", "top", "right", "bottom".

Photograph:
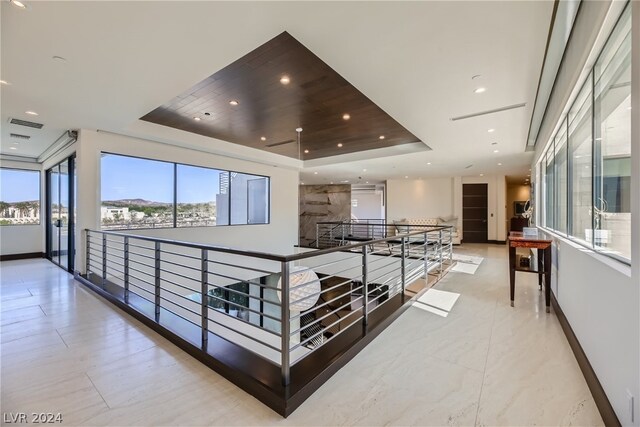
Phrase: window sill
[{"left": 537, "top": 226, "right": 632, "bottom": 278}]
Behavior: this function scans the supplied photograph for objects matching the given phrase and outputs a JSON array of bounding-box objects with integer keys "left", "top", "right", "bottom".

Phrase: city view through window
[
  {"left": 0, "top": 168, "right": 40, "bottom": 226},
  {"left": 101, "top": 154, "right": 269, "bottom": 229}
]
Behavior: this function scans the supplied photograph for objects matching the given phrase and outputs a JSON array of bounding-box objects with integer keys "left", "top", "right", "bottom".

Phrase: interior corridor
[{"left": 0, "top": 244, "right": 603, "bottom": 426}]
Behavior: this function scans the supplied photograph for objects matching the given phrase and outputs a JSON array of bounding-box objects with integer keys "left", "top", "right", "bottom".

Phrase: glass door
[{"left": 47, "top": 156, "right": 75, "bottom": 272}]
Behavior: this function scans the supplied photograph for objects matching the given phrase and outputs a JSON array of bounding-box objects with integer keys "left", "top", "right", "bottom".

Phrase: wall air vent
[
  {"left": 10, "top": 133, "right": 31, "bottom": 140},
  {"left": 8, "top": 117, "right": 44, "bottom": 129}
]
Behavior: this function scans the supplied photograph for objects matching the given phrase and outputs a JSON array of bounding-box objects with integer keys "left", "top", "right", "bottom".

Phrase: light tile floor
[{"left": 0, "top": 244, "right": 603, "bottom": 426}]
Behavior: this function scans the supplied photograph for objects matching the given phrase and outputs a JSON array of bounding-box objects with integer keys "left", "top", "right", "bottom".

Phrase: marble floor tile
[{"left": 0, "top": 251, "right": 603, "bottom": 426}]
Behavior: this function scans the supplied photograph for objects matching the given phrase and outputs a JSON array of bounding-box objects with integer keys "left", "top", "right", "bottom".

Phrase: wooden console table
[{"left": 508, "top": 231, "right": 552, "bottom": 313}]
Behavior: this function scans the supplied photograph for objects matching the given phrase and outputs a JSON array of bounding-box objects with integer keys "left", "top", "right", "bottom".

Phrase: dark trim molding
[
  {"left": 551, "top": 293, "right": 621, "bottom": 427},
  {"left": 0, "top": 252, "right": 45, "bottom": 262},
  {"left": 487, "top": 240, "right": 507, "bottom": 245}
]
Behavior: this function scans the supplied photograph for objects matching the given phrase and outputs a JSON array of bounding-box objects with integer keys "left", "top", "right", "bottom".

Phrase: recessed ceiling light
[
  {"left": 337, "top": 143, "right": 343, "bottom": 147},
  {"left": 9, "top": 147, "right": 17, "bottom": 150},
  {"left": 296, "top": 127, "right": 303, "bottom": 133},
  {"left": 480, "top": 173, "right": 484, "bottom": 177},
  {"left": 379, "top": 135, "right": 385, "bottom": 140},
  {"left": 474, "top": 87, "right": 486, "bottom": 94},
  {"left": 0, "top": 80, "right": 10, "bottom": 85},
  {"left": 488, "top": 129, "right": 495, "bottom": 133},
  {"left": 260, "top": 136, "right": 266, "bottom": 141},
  {"left": 314, "top": 172, "right": 318, "bottom": 175},
  {"left": 304, "top": 149, "right": 309, "bottom": 154},
  {"left": 193, "top": 117, "right": 201, "bottom": 121},
  {"left": 10, "top": 0, "right": 27, "bottom": 9},
  {"left": 301, "top": 182, "right": 304, "bottom": 185},
  {"left": 342, "top": 113, "right": 350, "bottom": 120},
  {"left": 280, "top": 75, "right": 290, "bottom": 85},
  {"left": 229, "top": 100, "right": 239, "bottom": 106},
  {"left": 330, "top": 182, "right": 334, "bottom": 184},
  {"left": 427, "top": 162, "right": 432, "bottom": 165},
  {"left": 25, "top": 111, "right": 38, "bottom": 116},
  {"left": 362, "top": 169, "right": 367, "bottom": 172},
  {"left": 366, "top": 181, "right": 369, "bottom": 184},
  {"left": 405, "top": 176, "right": 409, "bottom": 179},
  {"left": 493, "top": 149, "right": 499, "bottom": 153},
  {"left": 52, "top": 56, "right": 67, "bottom": 63},
  {"left": 527, "top": 174, "right": 530, "bottom": 177},
  {"left": 498, "top": 163, "right": 502, "bottom": 166}
]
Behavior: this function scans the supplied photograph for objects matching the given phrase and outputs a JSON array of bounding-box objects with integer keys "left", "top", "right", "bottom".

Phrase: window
[
  {"left": 101, "top": 154, "right": 174, "bottom": 229},
  {"left": 176, "top": 164, "right": 221, "bottom": 227},
  {"left": 538, "top": 3, "right": 631, "bottom": 263},
  {"left": 568, "top": 77, "right": 593, "bottom": 243},
  {"left": 593, "top": 4, "right": 632, "bottom": 259},
  {"left": 100, "top": 153, "right": 270, "bottom": 229},
  {"left": 0, "top": 168, "right": 40, "bottom": 226}
]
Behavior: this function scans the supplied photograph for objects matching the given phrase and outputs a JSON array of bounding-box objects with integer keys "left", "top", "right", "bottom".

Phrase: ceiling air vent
[
  {"left": 10, "top": 133, "right": 31, "bottom": 140},
  {"left": 9, "top": 117, "right": 44, "bottom": 129}
]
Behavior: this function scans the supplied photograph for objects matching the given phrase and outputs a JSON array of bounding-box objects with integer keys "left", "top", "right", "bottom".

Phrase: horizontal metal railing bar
[
  {"left": 124, "top": 242, "right": 155, "bottom": 251},
  {"left": 105, "top": 251, "right": 126, "bottom": 261},
  {"left": 206, "top": 316, "right": 282, "bottom": 351},
  {"left": 127, "top": 287, "right": 155, "bottom": 304},
  {"left": 206, "top": 308, "right": 281, "bottom": 339},
  {"left": 159, "top": 294, "right": 201, "bottom": 317},
  {"left": 205, "top": 282, "right": 280, "bottom": 306},
  {"left": 159, "top": 248, "right": 201, "bottom": 261},
  {"left": 158, "top": 282, "right": 200, "bottom": 303},
  {"left": 159, "top": 276, "right": 199, "bottom": 294},
  {"left": 106, "top": 264, "right": 125, "bottom": 276},
  {"left": 128, "top": 273, "right": 155, "bottom": 288},
  {"left": 289, "top": 295, "right": 364, "bottom": 335},
  {"left": 206, "top": 271, "right": 279, "bottom": 291},
  {"left": 367, "top": 268, "right": 403, "bottom": 285},
  {"left": 159, "top": 257, "right": 201, "bottom": 272},
  {"left": 128, "top": 281, "right": 155, "bottom": 295},
  {"left": 368, "top": 271, "right": 402, "bottom": 288},
  {"left": 293, "top": 252, "right": 362, "bottom": 272},
  {"left": 206, "top": 258, "right": 277, "bottom": 276},
  {"left": 128, "top": 264, "right": 155, "bottom": 278},
  {"left": 88, "top": 254, "right": 104, "bottom": 265},
  {"left": 289, "top": 281, "right": 363, "bottom": 321},
  {"left": 288, "top": 264, "right": 364, "bottom": 292},
  {"left": 367, "top": 244, "right": 403, "bottom": 256},
  {"left": 128, "top": 258, "right": 156, "bottom": 270},
  {"left": 160, "top": 302, "right": 202, "bottom": 329},
  {"left": 88, "top": 248, "right": 106, "bottom": 258},
  {"left": 289, "top": 274, "right": 361, "bottom": 305},
  {"left": 291, "top": 309, "right": 363, "bottom": 351},
  {"left": 205, "top": 293, "right": 282, "bottom": 322},
  {"left": 104, "top": 258, "right": 126, "bottom": 269},
  {"left": 127, "top": 251, "right": 156, "bottom": 261},
  {"left": 87, "top": 227, "right": 447, "bottom": 263},
  {"left": 159, "top": 268, "right": 201, "bottom": 284},
  {"left": 366, "top": 260, "right": 401, "bottom": 277}
]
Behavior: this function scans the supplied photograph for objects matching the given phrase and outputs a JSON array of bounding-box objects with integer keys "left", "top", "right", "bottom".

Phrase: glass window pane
[
  {"left": 216, "top": 171, "right": 230, "bottom": 226},
  {"left": 555, "top": 119, "right": 568, "bottom": 234},
  {"left": 176, "top": 164, "right": 221, "bottom": 227},
  {"left": 568, "top": 76, "right": 593, "bottom": 244},
  {"left": 544, "top": 146, "right": 555, "bottom": 229},
  {"left": 100, "top": 154, "right": 174, "bottom": 229},
  {"left": 230, "top": 172, "right": 269, "bottom": 225},
  {"left": 0, "top": 168, "right": 40, "bottom": 226},
  {"left": 593, "top": 5, "right": 631, "bottom": 260}
]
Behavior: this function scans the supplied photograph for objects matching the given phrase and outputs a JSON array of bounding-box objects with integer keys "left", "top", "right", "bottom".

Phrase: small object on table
[{"left": 508, "top": 231, "right": 552, "bottom": 313}]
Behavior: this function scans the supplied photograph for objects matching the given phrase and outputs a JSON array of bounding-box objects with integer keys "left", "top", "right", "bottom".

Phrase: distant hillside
[{"left": 102, "top": 199, "right": 171, "bottom": 207}]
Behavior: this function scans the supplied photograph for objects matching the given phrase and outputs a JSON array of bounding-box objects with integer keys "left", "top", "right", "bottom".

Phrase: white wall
[
  {"left": 0, "top": 159, "right": 44, "bottom": 256},
  {"left": 387, "top": 178, "right": 455, "bottom": 221},
  {"left": 75, "top": 130, "right": 299, "bottom": 273},
  {"left": 351, "top": 190, "right": 384, "bottom": 220}
]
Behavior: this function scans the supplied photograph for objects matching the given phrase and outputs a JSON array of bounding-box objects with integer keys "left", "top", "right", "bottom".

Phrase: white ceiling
[{"left": 1, "top": 1, "right": 553, "bottom": 182}]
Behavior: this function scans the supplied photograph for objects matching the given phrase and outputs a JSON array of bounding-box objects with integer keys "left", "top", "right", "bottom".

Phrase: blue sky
[
  {"left": 101, "top": 155, "right": 221, "bottom": 203},
  {"left": 0, "top": 169, "right": 40, "bottom": 202}
]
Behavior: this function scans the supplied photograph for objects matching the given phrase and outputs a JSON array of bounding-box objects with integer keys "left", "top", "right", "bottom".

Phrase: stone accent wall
[{"left": 299, "top": 185, "right": 351, "bottom": 247}]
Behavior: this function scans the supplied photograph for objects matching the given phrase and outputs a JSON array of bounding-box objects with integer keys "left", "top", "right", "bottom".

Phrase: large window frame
[
  {"left": 0, "top": 167, "right": 42, "bottom": 227},
  {"left": 537, "top": 2, "right": 632, "bottom": 265},
  {"left": 100, "top": 152, "right": 271, "bottom": 230}
]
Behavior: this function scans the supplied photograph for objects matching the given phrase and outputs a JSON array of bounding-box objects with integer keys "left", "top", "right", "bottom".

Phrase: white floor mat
[{"left": 412, "top": 288, "right": 461, "bottom": 317}]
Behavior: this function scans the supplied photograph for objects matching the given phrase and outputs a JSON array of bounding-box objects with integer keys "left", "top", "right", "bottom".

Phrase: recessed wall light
[
  {"left": 280, "top": 75, "right": 290, "bottom": 85},
  {"left": 10, "top": 0, "right": 27, "bottom": 9},
  {"left": 474, "top": 87, "right": 486, "bottom": 94},
  {"left": 379, "top": 135, "right": 385, "bottom": 140},
  {"left": 330, "top": 182, "right": 334, "bottom": 184},
  {"left": 25, "top": 111, "right": 38, "bottom": 116},
  {"left": 488, "top": 129, "right": 495, "bottom": 133},
  {"left": 260, "top": 136, "right": 266, "bottom": 141},
  {"left": 229, "top": 100, "right": 239, "bottom": 106},
  {"left": 304, "top": 149, "right": 309, "bottom": 154},
  {"left": 193, "top": 117, "right": 201, "bottom": 121},
  {"left": 342, "top": 114, "right": 350, "bottom": 120},
  {"left": 337, "top": 143, "right": 343, "bottom": 147},
  {"left": 0, "top": 80, "right": 10, "bottom": 85}
]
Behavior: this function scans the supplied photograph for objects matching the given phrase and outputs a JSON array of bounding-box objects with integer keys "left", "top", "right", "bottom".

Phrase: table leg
[
  {"left": 544, "top": 247, "right": 551, "bottom": 313},
  {"left": 537, "top": 248, "right": 543, "bottom": 291},
  {"left": 509, "top": 245, "right": 516, "bottom": 307}
]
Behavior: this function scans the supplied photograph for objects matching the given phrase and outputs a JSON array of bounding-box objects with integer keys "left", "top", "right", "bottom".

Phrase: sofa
[{"left": 392, "top": 217, "right": 461, "bottom": 245}]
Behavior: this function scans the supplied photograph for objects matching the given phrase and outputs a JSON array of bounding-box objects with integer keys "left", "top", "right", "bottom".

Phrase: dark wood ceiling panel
[{"left": 140, "top": 31, "right": 422, "bottom": 160}]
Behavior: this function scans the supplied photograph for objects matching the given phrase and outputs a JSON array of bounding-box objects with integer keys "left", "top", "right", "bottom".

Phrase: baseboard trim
[
  {"left": 0, "top": 252, "right": 45, "bottom": 261},
  {"left": 486, "top": 240, "right": 506, "bottom": 245},
  {"left": 551, "top": 293, "right": 621, "bottom": 427}
]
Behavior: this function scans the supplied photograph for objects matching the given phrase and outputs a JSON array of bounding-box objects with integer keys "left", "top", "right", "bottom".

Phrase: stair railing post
[
  {"left": 362, "top": 244, "right": 369, "bottom": 330},
  {"left": 401, "top": 236, "right": 406, "bottom": 302},
  {"left": 124, "top": 236, "right": 130, "bottom": 304},
  {"left": 280, "top": 261, "right": 291, "bottom": 386},
  {"left": 423, "top": 231, "right": 428, "bottom": 279},
  {"left": 101, "top": 233, "right": 107, "bottom": 288},
  {"left": 154, "top": 241, "right": 161, "bottom": 322},
  {"left": 201, "top": 249, "right": 208, "bottom": 352}
]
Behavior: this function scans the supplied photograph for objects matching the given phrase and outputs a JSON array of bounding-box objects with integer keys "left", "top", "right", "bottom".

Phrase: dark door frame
[{"left": 46, "top": 155, "right": 75, "bottom": 272}]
